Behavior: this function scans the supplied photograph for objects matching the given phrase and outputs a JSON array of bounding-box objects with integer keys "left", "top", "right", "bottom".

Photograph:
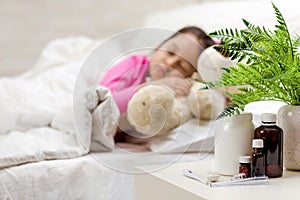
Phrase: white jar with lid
[{"left": 214, "top": 112, "right": 254, "bottom": 175}]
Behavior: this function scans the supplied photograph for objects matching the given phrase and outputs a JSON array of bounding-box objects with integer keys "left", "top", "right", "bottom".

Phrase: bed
[
  {"left": 0, "top": 32, "right": 217, "bottom": 200},
  {"left": 0, "top": 0, "right": 298, "bottom": 199}
]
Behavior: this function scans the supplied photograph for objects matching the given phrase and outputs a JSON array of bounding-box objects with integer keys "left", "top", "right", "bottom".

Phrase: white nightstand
[{"left": 135, "top": 158, "right": 300, "bottom": 200}]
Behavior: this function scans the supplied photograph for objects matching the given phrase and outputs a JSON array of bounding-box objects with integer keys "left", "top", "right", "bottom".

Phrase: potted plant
[{"left": 203, "top": 3, "right": 300, "bottom": 170}]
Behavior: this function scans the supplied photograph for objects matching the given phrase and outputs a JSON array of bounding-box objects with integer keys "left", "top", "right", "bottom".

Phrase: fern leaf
[
  {"left": 217, "top": 103, "right": 245, "bottom": 119},
  {"left": 272, "top": 2, "right": 294, "bottom": 58},
  {"left": 199, "top": 80, "right": 223, "bottom": 90},
  {"left": 206, "top": 3, "right": 300, "bottom": 118}
]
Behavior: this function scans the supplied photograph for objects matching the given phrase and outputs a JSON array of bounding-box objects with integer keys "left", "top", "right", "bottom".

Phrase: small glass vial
[
  {"left": 239, "top": 156, "right": 251, "bottom": 178},
  {"left": 251, "top": 139, "right": 265, "bottom": 177},
  {"left": 254, "top": 113, "right": 283, "bottom": 178}
]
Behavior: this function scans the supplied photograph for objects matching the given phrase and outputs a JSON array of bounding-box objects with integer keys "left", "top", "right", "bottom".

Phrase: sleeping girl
[{"left": 99, "top": 26, "right": 220, "bottom": 143}]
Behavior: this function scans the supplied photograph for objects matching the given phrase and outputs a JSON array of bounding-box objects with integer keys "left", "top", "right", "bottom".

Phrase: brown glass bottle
[
  {"left": 251, "top": 139, "right": 265, "bottom": 177},
  {"left": 254, "top": 113, "right": 283, "bottom": 178},
  {"left": 239, "top": 156, "right": 251, "bottom": 178}
]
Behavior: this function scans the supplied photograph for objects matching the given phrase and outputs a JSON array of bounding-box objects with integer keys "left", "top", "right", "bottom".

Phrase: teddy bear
[
  {"left": 126, "top": 46, "right": 234, "bottom": 137},
  {"left": 126, "top": 78, "right": 226, "bottom": 137}
]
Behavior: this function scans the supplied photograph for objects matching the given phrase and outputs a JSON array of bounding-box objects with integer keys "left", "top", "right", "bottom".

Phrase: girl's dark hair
[
  {"left": 179, "top": 26, "right": 215, "bottom": 48},
  {"left": 169, "top": 26, "right": 215, "bottom": 49}
]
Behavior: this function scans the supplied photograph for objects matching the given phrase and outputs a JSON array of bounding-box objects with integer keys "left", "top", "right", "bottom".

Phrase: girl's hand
[{"left": 152, "top": 77, "right": 192, "bottom": 96}]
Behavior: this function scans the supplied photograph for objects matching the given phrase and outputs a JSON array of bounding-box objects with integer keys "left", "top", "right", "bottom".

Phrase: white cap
[
  {"left": 239, "top": 156, "right": 251, "bottom": 163},
  {"left": 252, "top": 139, "right": 264, "bottom": 148},
  {"left": 261, "top": 113, "right": 276, "bottom": 123}
]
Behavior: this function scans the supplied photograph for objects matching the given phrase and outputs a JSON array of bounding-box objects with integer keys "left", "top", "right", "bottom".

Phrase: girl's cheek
[
  {"left": 166, "top": 69, "right": 183, "bottom": 78},
  {"left": 149, "top": 66, "right": 163, "bottom": 80}
]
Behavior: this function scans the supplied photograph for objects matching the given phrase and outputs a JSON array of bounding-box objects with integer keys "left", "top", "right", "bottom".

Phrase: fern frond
[
  {"left": 213, "top": 44, "right": 256, "bottom": 63},
  {"left": 209, "top": 28, "right": 242, "bottom": 44},
  {"left": 292, "top": 35, "right": 300, "bottom": 54},
  {"left": 199, "top": 80, "right": 223, "bottom": 90},
  {"left": 217, "top": 103, "right": 244, "bottom": 119},
  {"left": 272, "top": 2, "right": 294, "bottom": 58},
  {"left": 242, "top": 19, "right": 273, "bottom": 42},
  {"left": 272, "top": 2, "right": 288, "bottom": 31},
  {"left": 205, "top": 3, "right": 300, "bottom": 119}
]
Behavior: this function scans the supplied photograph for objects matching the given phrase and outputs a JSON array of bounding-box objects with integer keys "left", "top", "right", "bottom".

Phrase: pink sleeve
[{"left": 100, "top": 54, "right": 150, "bottom": 113}]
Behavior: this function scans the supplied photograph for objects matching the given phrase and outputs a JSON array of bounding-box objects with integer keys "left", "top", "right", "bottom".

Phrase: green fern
[{"left": 205, "top": 3, "right": 300, "bottom": 118}]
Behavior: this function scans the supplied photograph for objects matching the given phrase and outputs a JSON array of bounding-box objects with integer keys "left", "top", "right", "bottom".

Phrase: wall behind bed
[{"left": 0, "top": 0, "right": 202, "bottom": 77}]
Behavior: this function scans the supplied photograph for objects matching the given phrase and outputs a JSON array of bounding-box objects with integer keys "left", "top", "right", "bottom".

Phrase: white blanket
[
  {"left": 0, "top": 35, "right": 218, "bottom": 169},
  {"left": 0, "top": 37, "right": 120, "bottom": 168}
]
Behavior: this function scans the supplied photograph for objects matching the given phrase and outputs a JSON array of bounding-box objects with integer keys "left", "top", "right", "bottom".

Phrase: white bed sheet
[{"left": 0, "top": 150, "right": 210, "bottom": 200}]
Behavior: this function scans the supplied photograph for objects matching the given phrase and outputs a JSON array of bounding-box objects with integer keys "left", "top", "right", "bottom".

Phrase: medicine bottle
[
  {"left": 251, "top": 139, "right": 265, "bottom": 177},
  {"left": 239, "top": 156, "right": 251, "bottom": 178},
  {"left": 254, "top": 113, "right": 283, "bottom": 178},
  {"left": 215, "top": 112, "right": 254, "bottom": 175}
]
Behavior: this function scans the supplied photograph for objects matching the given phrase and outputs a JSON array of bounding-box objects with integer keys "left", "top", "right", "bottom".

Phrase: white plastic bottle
[{"left": 214, "top": 112, "right": 254, "bottom": 175}]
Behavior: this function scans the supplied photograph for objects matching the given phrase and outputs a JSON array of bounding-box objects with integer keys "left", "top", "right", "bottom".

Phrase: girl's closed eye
[
  {"left": 177, "top": 63, "right": 185, "bottom": 71},
  {"left": 167, "top": 51, "right": 175, "bottom": 56},
  {"left": 179, "top": 60, "right": 188, "bottom": 70}
]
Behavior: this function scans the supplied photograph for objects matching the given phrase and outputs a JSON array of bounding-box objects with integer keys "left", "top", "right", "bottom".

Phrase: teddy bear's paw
[
  {"left": 127, "top": 84, "right": 177, "bottom": 137},
  {"left": 188, "top": 82, "right": 226, "bottom": 120},
  {"left": 145, "top": 103, "right": 169, "bottom": 136},
  {"left": 128, "top": 103, "right": 169, "bottom": 137}
]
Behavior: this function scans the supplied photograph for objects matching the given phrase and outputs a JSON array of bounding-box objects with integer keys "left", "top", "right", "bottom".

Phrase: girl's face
[{"left": 149, "top": 33, "right": 202, "bottom": 80}]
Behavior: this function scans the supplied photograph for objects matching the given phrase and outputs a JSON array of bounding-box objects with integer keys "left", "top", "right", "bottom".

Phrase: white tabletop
[{"left": 135, "top": 158, "right": 300, "bottom": 200}]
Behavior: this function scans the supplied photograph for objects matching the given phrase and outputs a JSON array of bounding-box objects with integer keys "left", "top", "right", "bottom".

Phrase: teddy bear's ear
[
  {"left": 190, "top": 72, "right": 201, "bottom": 81},
  {"left": 197, "top": 46, "right": 235, "bottom": 82}
]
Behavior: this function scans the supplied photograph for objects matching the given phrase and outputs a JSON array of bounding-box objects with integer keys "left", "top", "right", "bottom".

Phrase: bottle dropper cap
[
  {"left": 239, "top": 156, "right": 251, "bottom": 163},
  {"left": 252, "top": 139, "right": 264, "bottom": 148},
  {"left": 261, "top": 113, "right": 276, "bottom": 123}
]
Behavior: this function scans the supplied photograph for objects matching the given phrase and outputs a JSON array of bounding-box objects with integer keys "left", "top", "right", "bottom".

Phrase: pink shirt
[{"left": 100, "top": 54, "right": 150, "bottom": 114}]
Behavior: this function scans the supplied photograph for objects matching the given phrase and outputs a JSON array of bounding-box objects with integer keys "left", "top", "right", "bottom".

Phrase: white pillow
[
  {"left": 197, "top": 46, "right": 235, "bottom": 82},
  {"left": 143, "top": 0, "right": 299, "bottom": 35}
]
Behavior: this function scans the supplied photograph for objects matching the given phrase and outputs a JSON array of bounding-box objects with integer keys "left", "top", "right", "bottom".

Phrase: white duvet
[
  {"left": 0, "top": 36, "right": 218, "bottom": 169},
  {"left": 0, "top": 37, "right": 120, "bottom": 168}
]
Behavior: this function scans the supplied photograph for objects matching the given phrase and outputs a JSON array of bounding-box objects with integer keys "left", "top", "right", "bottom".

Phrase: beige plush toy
[
  {"left": 127, "top": 46, "right": 233, "bottom": 137},
  {"left": 127, "top": 79, "right": 225, "bottom": 137}
]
